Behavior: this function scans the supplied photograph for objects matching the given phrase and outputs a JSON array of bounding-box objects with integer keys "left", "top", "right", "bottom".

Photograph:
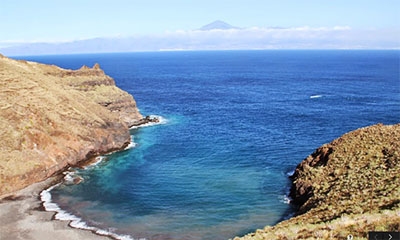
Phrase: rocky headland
[
  {"left": 0, "top": 54, "right": 149, "bottom": 196},
  {"left": 1, "top": 54, "right": 399, "bottom": 239},
  {"left": 237, "top": 123, "right": 400, "bottom": 239}
]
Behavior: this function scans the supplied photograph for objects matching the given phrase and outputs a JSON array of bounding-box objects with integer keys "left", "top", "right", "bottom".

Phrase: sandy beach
[{"left": 0, "top": 177, "right": 109, "bottom": 240}]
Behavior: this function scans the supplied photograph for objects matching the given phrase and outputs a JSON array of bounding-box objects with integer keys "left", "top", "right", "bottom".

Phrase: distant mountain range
[
  {"left": 199, "top": 20, "right": 239, "bottom": 30},
  {"left": 0, "top": 20, "right": 397, "bottom": 56}
]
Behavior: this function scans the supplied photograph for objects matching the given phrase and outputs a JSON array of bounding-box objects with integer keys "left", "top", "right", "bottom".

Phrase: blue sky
[
  {"left": 0, "top": 0, "right": 399, "bottom": 52},
  {"left": 1, "top": 0, "right": 399, "bottom": 41}
]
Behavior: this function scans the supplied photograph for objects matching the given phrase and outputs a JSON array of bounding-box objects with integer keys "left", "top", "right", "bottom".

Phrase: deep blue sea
[{"left": 21, "top": 50, "right": 399, "bottom": 240}]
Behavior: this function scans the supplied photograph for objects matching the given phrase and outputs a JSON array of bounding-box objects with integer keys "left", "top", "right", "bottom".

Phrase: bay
[{"left": 22, "top": 50, "right": 400, "bottom": 239}]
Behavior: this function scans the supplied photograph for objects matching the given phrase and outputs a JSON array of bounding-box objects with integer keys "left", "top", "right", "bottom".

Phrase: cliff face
[
  {"left": 0, "top": 54, "right": 143, "bottom": 195},
  {"left": 238, "top": 123, "right": 400, "bottom": 239},
  {"left": 47, "top": 63, "right": 143, "bottom": 127}
]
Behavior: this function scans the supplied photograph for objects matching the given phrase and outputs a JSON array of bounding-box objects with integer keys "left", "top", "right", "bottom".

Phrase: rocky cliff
[
  {"left": 237, "top": 123, "right": 400, "bottom": 239},
  {"left": 0, "top": 54, "right": 143, "bottom": 195}
]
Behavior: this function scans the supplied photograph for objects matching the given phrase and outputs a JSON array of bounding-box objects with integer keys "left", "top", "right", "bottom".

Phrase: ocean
[{"left": 21, "top": 50, "right": 399, "bottom": 240}]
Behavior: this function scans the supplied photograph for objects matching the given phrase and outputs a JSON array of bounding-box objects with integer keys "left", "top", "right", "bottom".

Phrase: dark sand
[{"left": 0, "top": 177, "right": 109, "bottom": 240}]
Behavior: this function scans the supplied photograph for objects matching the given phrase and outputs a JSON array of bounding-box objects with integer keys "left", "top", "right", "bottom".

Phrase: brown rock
[
  {"left": 0, "top": 55, "right": 143, "bottom": 195},
  {"left": 238, "top": 123, "right": 400, "bottom": 239}
]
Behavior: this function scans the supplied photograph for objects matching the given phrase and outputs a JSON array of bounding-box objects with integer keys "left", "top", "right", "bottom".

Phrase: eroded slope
[{"left": 0, "top": 55, "right": 142, "bottom": 195}]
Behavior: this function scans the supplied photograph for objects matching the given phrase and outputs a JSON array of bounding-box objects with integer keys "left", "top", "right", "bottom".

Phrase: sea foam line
[
  {"left": 82, "top": 156, "right": 107, "bottom": 170},
  {"left": 124, "top": 136, "right": 137, "bottom": 150},
  {"left": 277, "top": 169, "right": 295, "bottom": 205},
  {"left": 40, "top": 185, "right": 137, "bottom": 240},
  {"left": 38, "top": 116, "right": 167, "bottom": 240}
]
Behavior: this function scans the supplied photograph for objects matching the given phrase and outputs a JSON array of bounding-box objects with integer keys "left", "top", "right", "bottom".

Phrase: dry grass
[{"left": 236, "top": 124, "right": 400, "bottom": 239}]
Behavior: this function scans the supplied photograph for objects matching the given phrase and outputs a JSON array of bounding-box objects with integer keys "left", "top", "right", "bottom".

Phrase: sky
[{"left": 0, "top": 0, "right": 399, "bottom": 52}]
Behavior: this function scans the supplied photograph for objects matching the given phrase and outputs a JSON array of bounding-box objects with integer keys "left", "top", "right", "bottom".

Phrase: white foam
[
  {"left": 310, "top": 94, "right": 323, "bottom": 99},
  {"left": 286, "top": 169, "right": 295, "bottom": 177},
  {"left": 279, "top": 195, "right": 292, "bottom": 204},
  {"left": 36, "top": 117, "right": 168, "bottom": 240},
  {"left": 92, "top": 156, "right": 106, "bottom": 166},
  {"left": 62, "top": 170, "right": 85, "bottom": 185},
  {"left": 124, "top": 136, "right": 137, "bottom": 150},
  {"left": 63, "top": 171, "right": 76, "bottom": 183},
  {"left": 40, "top": 185, "right": 136, "bottom": 240},
  {"left": 40, "top": 185, "right": 62, "bottom": 213},
  {"left": 82, "top": 156, "right": 107, "bottom": 170},
  {"left": 36, "top": 116, "right": 162, "bottom": 240},
  {"left": 130, "top": 115, "right": 167, "bottom": 129}
]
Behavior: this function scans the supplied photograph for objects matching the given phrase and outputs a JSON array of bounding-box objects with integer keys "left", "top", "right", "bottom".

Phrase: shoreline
[
  {"left": 0, "top": 115, "right": 162, "bottom": 240},
  {"left": 236, "top": 123, "right": 400, "bottom": 239},
  {"left": 0, "top": 116, "right": 164, "bottom": 240},
  {"left": 0, "top": 176, "right": 111, "bottom": 240}
]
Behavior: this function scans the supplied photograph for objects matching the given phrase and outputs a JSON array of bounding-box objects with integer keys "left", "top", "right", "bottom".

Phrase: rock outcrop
[
  {"left": 0, "top": 54, "right": 143, "bottom": 195},
  {"left": 237, "top": 123, "right": 400, "bottom": 239}
]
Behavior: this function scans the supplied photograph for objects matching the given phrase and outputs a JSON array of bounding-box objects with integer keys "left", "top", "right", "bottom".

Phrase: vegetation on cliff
[
  {"left": 0, "top": 54, "right": 143, "bottom": 195},
  {"left": 237, "top": 123, "right": 400, "bottom": 239}
]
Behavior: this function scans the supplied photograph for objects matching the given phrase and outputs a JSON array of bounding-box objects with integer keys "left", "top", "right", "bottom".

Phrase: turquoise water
[{"left": 24, "top": 50, "right": 399, "bottom": 239}]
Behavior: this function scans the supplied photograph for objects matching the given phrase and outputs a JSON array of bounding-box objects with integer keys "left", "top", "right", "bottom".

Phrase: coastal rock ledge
[
  {"left": 0, "top": 54, "right": 147, "bottom": 195},
  {"left": 237, "top": 123, "right": 400, "bottom": 240}
]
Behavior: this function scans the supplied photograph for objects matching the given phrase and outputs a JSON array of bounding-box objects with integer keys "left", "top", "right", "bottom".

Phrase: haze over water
[{"left": 25, "top": 50, "right": 399, "bottom": 239}]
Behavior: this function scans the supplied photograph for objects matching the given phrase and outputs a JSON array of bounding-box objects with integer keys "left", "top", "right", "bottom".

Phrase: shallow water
[{"left": 25, "top": 50, "right": 399, "bottom": 239}]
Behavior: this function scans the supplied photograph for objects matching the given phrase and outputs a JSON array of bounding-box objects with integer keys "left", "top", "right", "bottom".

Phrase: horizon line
[{"left": 5, "top": 48, "right": 400, "bottom": 58}]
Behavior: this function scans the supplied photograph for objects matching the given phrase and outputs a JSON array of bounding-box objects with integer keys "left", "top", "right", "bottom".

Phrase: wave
[
  {"left": 309, "top": 94, "right": 323, "bottom": 99},
  {"left": 279, "top": 169, "right": 295, "bottom": 205},
  {"left": 82, "top": 156, "right": 107, "bottom": 170},
  {"left": 279, "top": 194, "right": 292, "bottom": 205},
  {"left": 310, "top": 94, "right": 324, "bottom": 99},
  {"left": 124, "top": 136, "right": 137, "bottom": 150},
  {"left": 286, "top": 169, "right": 295, "bottom": 177},
  {"left": 130, "top": 115, "right": 168, "bottom": 129},
  {"left": 39, "top": 133, "right": 144, "bottom": 239},
  {"left": 62, "top": 170, "right": 84, "bottom": 185},
  {"left": 38, "top": 115, "right": 168, "bottom": 240},
  {"left": 40, "top": 185, "right": 135, "bottom": 240},
  {"left": 104, "top": 134, "right": 139, "bottom": 156}
]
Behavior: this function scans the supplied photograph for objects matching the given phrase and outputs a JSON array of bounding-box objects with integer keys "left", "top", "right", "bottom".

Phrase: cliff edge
[
  {"left": 237, "top": 123, "right": 400, "bottom": 239},
  {"left": 0, "top": 54, "right": 143, "bottom": 195}
]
